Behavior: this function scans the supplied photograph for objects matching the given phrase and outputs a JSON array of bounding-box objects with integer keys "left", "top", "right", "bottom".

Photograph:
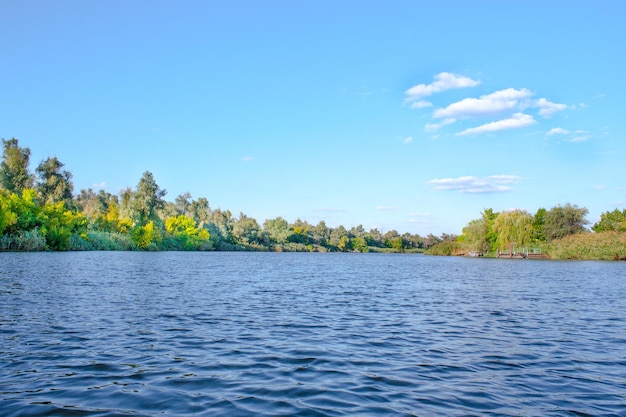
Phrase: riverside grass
[
  {"left": 425, "top": 231, "right": 626, "bottom": 260},
  {"left": 547, "top": 231, "right": 626, "bottom": 260}
]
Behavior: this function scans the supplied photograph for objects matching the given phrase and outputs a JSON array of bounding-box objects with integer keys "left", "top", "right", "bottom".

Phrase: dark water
[{"left": 1, "top": 252, "right": 626, "bottom": 416}]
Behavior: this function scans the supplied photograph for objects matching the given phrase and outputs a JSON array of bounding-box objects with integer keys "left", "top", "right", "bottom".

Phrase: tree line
[
  {"left": 1, "top": 138, "right": 446, "bottom": 252},
  {"left": 426, "top": 204, "right": 626, "bottom": 260}
]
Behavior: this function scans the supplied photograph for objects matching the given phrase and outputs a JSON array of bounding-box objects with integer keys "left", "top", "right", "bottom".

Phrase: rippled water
[{"left": 1, "top": 252, "right": 626, "bottom": 416}]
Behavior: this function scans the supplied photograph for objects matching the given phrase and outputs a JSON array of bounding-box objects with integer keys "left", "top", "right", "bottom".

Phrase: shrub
[{"left": 547, "top": 231, "right": 626, "bottom": 260}]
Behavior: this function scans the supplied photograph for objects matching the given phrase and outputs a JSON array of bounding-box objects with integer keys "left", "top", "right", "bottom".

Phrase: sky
[{"left": 1, "top": 1, "right": 625, "bottom": 235}]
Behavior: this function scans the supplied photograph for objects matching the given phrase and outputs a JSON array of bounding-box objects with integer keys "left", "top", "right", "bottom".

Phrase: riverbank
[{"left": 425, "top": 231, "right": 626, "bottom": 261}]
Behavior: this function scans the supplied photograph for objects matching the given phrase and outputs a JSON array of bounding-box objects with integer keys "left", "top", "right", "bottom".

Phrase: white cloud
[
  {"left": 569, "top": 135, "right": 591, "bottom": 142},
  {"left": 241, "top": 156, "right": 254, "bottom": 161},
  {"left": 92, "top": 182, "right": 106, "bottom": 188},
  {"left": 410, "top": 100, "right": 433, "bottom": 109},
  {"left": 376, "top": 206, "right": 396, "bottom": 211},
  {"left": 457, "top": 113, "right": 536, "bottom": 136},
  {"left": 535, "top": 98, "right": 567, "bottom": 117},
  {"left": 547, "top": 128, "right": 590, "bottom": 142},
  {"left": 405, "top": 72, "right": 479, "bottom": 102},
  {"left": 403, "top": 136, "right": 414, "bottom": 144},
  {"left": 434, "top": 88, "right": 533, "bottom": 119},
  {"left": 425, "top": 118, "right": 456, "bottom": 132},
  {"left": 547, "top": 127, "right": 570, "bottom": 135},
  {"left": 428, "top": 175, "right": 521, "bottom": 193}
]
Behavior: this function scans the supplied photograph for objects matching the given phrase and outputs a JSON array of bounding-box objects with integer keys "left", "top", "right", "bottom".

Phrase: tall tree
[
  {"left": 544, "top": 203, "right": 589, "bottom": 241},
  {"left": 35, "top": 156, "right": 74, "bottom": 206},
  {"left": 130, "top": 171, "right": 167, "bottom": 225},
  {"left": 592, "top": 209, "right": 626, "bottom": 232},
  {"left": 462, "top": 208, "right": 499, "bottom": 252},
  {"left": 493, "top": 209, "right": 534, "bottom": 250},
  {"left": 0, "top": 138, "right": 33, "bottom": 195}
]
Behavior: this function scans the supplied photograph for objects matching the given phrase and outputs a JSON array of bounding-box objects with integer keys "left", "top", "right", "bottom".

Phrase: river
[{"left": 1, "top": 252, "right": 625, "bottom": 416}]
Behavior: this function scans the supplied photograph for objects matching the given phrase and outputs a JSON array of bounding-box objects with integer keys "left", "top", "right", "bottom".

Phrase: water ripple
[{"left": 2, "top": 252, "right": 626, "bottom": 416}]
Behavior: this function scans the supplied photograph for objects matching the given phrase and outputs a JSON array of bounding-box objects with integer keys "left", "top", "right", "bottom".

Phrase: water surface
[{"left": 1, "top": 252, "right": 625, "bottom": 416}]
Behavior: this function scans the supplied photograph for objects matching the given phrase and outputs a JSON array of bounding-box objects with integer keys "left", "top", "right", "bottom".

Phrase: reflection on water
[{"left": 1, "top": 252, "right": 626, "bottom": 416}]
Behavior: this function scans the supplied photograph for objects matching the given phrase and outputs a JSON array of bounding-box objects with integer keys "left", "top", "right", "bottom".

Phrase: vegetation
[
  {"left": 0, "top": 138, "right": 432, "bottom": 253},
  {"left": 427, "top": 203, "right": 625, "bottom": 260},
  {"left": 2, "top": 138, "right": 624, "bottom": 260}
]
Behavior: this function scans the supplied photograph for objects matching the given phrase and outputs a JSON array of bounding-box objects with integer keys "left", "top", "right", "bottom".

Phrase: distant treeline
[
  {"left": 426, "top": 206, "right": 626, "bottom": 260},
  {"left": 1, "top": 138, "right": 448, "bottom": 252}
]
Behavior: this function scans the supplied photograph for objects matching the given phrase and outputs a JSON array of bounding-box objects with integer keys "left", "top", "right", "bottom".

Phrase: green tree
[
  {"left": 544, "top": 203, "right": 589, "bottom": 241},
  {"left": 263, "top": 217, "right": 291, "bottom": 244},
  {"left": 493, "top": 209, "right": 534, "bottom": 251},
  {"left": 592, "top": 209, "right": 626, "bottom": 232},
  {"left": 132, "top": 220, "right": 161, "bottom": 249},
  {"left": 0, "top": 190, "right": 18, "bottom": 234},
  {"left": 165, "top": 214, "right": 210, "bottom": 249},
  {"left": 76, "top": 188, "right": 122, "bottom": 232},
  {"left": 0, "top": 138, "right": 33, "bottom": 195},
  {"left": 2, "top": 188, "right": 41, "bottom": 234},
  {"left": 189, "top": 197, "right": 211, "bottom": 228},
  {"left": 312, "top": 221, "right": 331, "bottom": 246},
  {"left": 39, "top": 201, "right": 87, "bottom": 250},
  {"left": 533, "top": 207, "right": 547, "bottom": 242},
  {"left": 232, "top": 213, "right": 263, "bottom": 246},
  {"left": 462, "top": 208, "right": 499, "bottom": 252},
  {"left": 351, "top": 236, "right": 369, "bottom": 252},
  {"left": 35, "top": 156, "right": 74, "bottom": 207},
  {"left": 130, "top": 171, "right": 167, "bottom": 225}
]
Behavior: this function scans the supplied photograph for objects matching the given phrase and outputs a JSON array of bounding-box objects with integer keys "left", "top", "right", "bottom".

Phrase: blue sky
[{"left": 1, "top": 1, "right": 624, "bottom": 235}]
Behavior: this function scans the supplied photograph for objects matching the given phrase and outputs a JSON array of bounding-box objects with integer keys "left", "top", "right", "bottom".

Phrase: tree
[
  {"left": 533, "top": 208, "right": 547, "bottom": 242},
  {"left": 165, "top": 214, "right": 210, "bottom": 250},
  {"left": 232, "top": 213, "right": 263, "bottom": 246},
  {"left": 312, "top": 221, "right": 331, "bottom": 246},
  {"left": 263, "top": 217, "right": 291, "bottom": 244},
  {"left": 75, "top": 188, "right": 121, "bottom": 231},
  {"left": 0, "top": 138, "right": 33, "bottom": 195},
  {"left": 129, "top": 171, "right": 167, "bottom": 225},
  {"left": 189, "top": 197, "right": 211, "bottom": 228},
  {"left": 493, "top": 209, "right": 534, "bottom": 250},
  {"left": 544, "top": 203, "right": 589, "bottom": 241},
  {"left": 462, "top": 208, "right": 499, "bottom": 252},
  {"left": 35, "top": 156, "right": 74, "bottom": 206},
  {"left": 592, "top": 209, "right": 626, "bottom": 232}
]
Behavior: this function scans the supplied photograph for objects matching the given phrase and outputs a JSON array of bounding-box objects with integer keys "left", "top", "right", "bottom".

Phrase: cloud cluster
[
  {"left": 404, "top": 72, "right": 479, "bottom": 109},
  {"left": 428, "top": 175, "right": 521, "bottom": 193},
  {"left": 546, "top": 127, "right": 590, "bottom": 142},
  {"left": 407, "top": 72, "right": 569, "bottom": 136}
]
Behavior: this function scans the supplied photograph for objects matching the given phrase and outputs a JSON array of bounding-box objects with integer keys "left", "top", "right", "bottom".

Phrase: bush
[
  {"left": 424, "top": 240, "right": 463, "bottom": 256},
  {"left": 85, "top": 231, "right": 136, "bottom": 251},
  {"left": 547, "top": 231, "right": 626, "bottom": 260},
  {"left": 0, "top": 229, "right": 46, "bottom": 251}
]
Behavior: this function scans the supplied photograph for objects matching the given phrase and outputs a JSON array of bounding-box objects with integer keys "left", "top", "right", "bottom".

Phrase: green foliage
[
  {"left": 0, "top": 229, "right": 46, "bottom": 251},
  {"left": 533, "top": 208, "right": 547, "bottom": 242},
  {"left": 425, "top": 240, "right": 462, "bottom": 256},
  {"left": 547, "top": 231, "right": 626, "bottom": 260},
  {"left": 131, "top": 220, "right": 162, "bottom": 250},
  {"left": 3, "top": 189, "right": 41, "bottom": 234},
  {"left": 493, "top": 209, "right": 534, "bottom": 250},
  {"left": 35, "top": 156, "right": 74, "bottom": 207},
  {"left": 544, "top": 203, "right": 589, "bottom": 241},
  {"left": 165, "top": 214, "right": 210, "bottom": 250},
  {"left": 352, "top": 236, "right": 369, "bottom": 253},
  {"left": 0, "top": 138, "right": 33, "bottom": 195},
  {"left": 39, "top": 202, "right": 88, "bottom": 250},
  {"left": 461, "top": 208, "right": 499, "bottom": 253},
  {"left": 84, "top": 231, "right": 136, "bottom": 251},
  {"left": 592, "top": 209, "right": 626, "bottom": 232},
  {"left": 129, "top": 171, "right": 167, "bottom": 225}
]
